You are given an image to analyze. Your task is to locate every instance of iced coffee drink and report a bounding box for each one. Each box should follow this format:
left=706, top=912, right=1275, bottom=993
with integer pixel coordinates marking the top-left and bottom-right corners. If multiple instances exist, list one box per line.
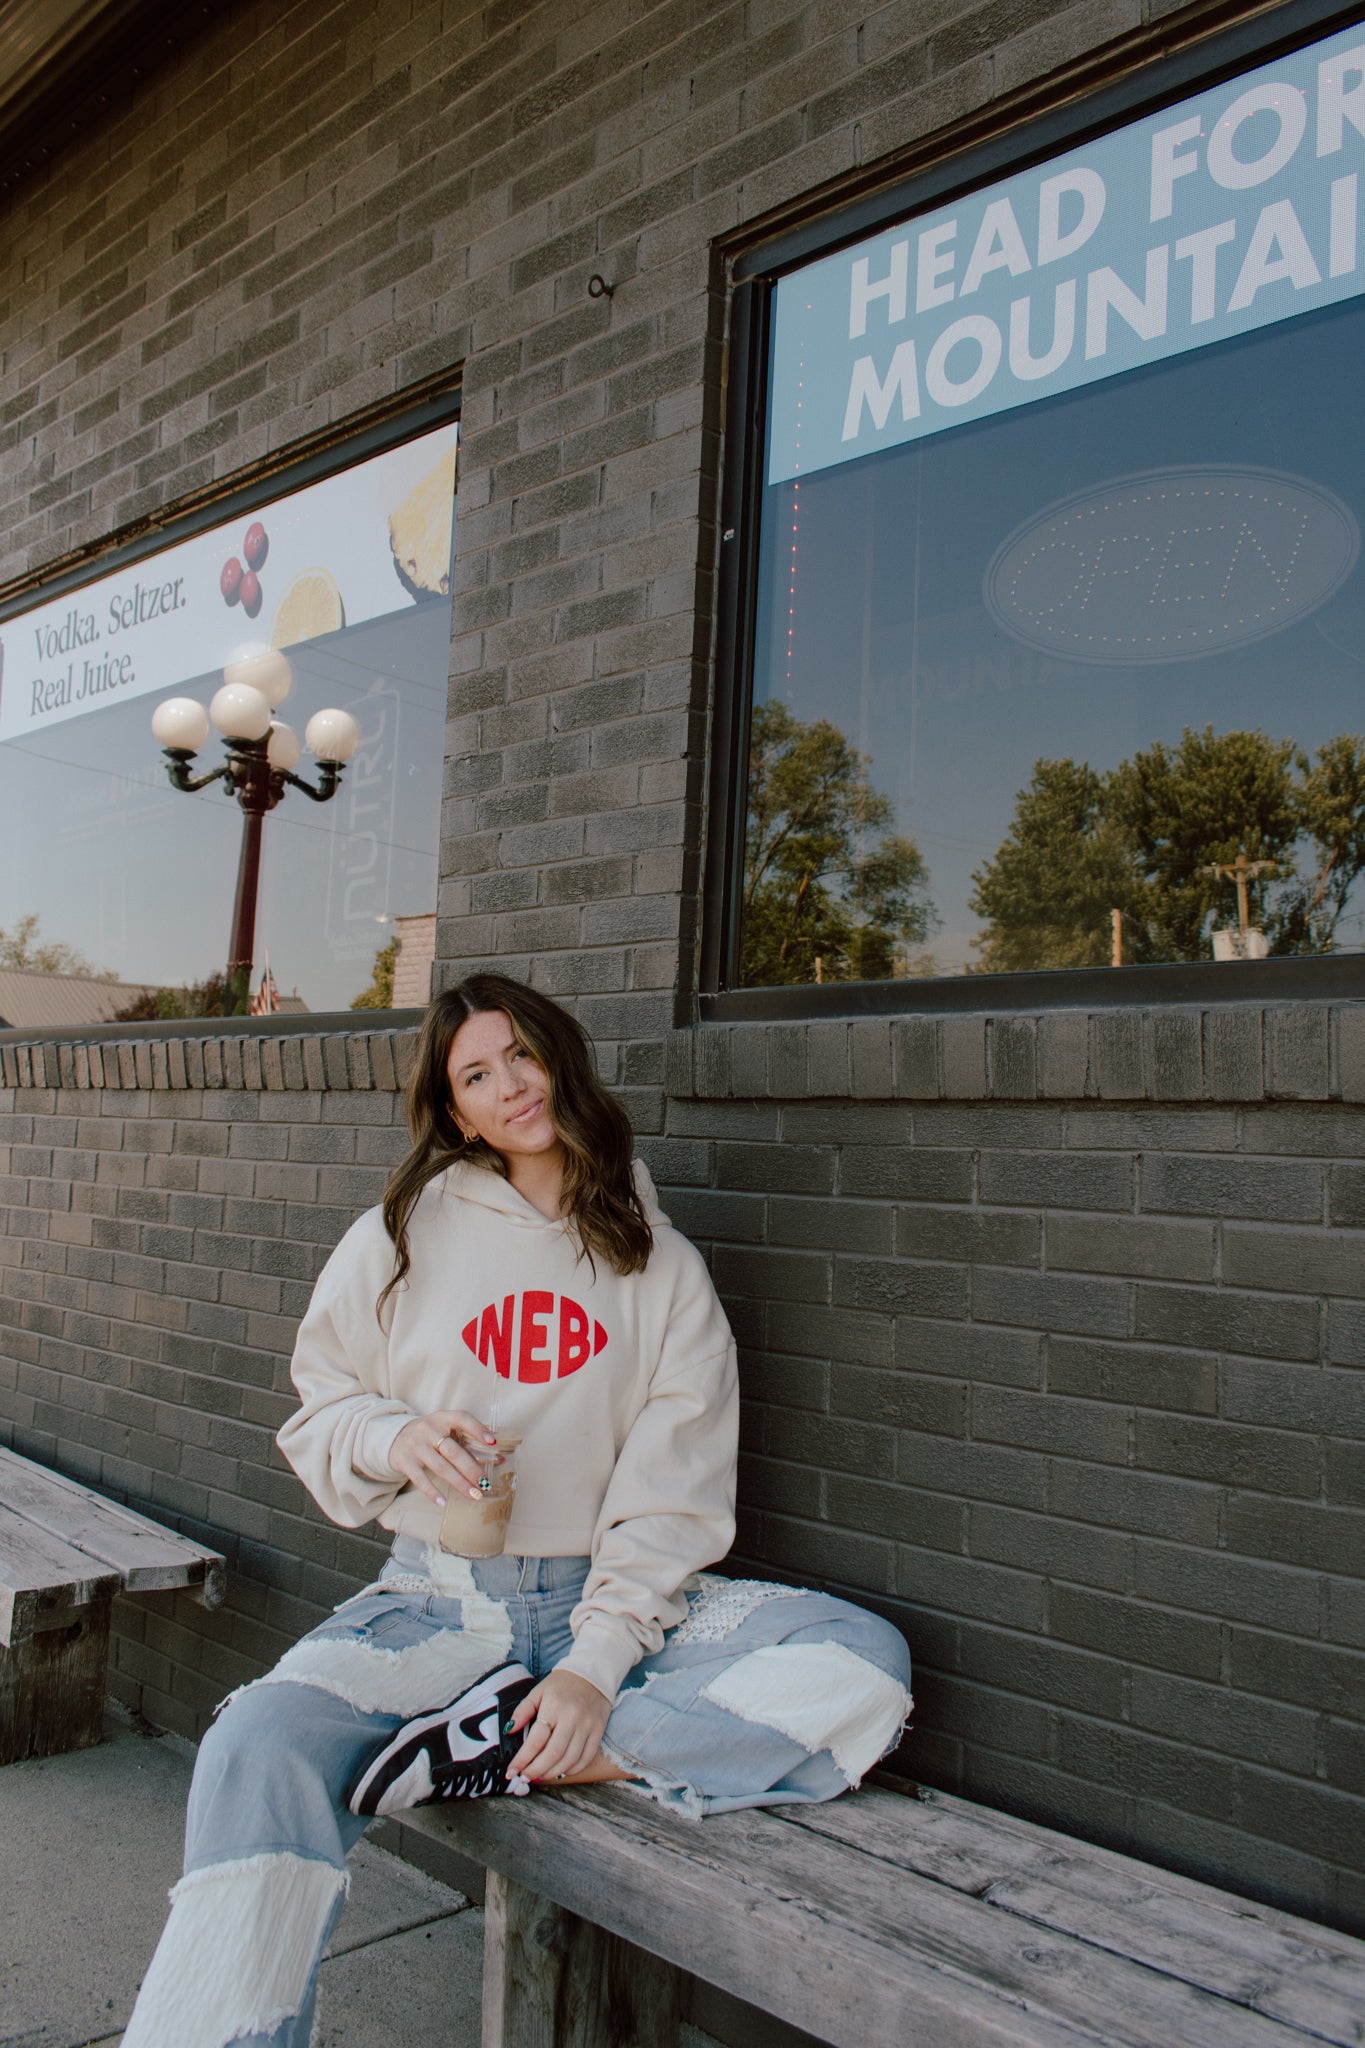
left=438, top=1433, right=522, bottom=1558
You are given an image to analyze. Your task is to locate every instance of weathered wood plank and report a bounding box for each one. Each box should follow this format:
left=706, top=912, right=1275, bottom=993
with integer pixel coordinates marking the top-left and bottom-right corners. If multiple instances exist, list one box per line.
left=783, top=1790, right=1365, bottom=2047
left=841, top=1785, right=1365, bottom=1961
left=985, top=1874, right=1365, bottom=2048
left=0, top=1587, right=111, bottom=1764
left=412, top=1785, right=1323, bottom=2048
left=418, top=1791, right=1055, bottom=2048
left=0, top=1449, right=225, bottom=1607
left=481, top=1870, right=682, bottom=2048
left=0, top=1502, right=121, bottom=1646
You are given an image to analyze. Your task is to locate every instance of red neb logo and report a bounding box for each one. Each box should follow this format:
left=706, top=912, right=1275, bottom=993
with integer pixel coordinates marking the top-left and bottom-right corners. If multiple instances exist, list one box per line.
left=461, top=1291, right=608, bottom=1382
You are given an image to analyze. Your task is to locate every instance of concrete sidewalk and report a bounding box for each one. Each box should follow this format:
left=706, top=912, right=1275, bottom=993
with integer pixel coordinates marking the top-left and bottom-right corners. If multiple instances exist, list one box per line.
left=0, top=1705, right=724, bottom=2048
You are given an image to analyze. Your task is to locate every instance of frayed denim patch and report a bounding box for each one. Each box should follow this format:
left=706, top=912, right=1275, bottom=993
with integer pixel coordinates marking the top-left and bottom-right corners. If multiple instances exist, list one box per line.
left=599, top=1744, right=706, bottom=1821
left=233, top=1624, right=513, bottom=1720
left=700, top=1641, right=913, bottom=1785
left=122, top=1851, right=346, bottom=2048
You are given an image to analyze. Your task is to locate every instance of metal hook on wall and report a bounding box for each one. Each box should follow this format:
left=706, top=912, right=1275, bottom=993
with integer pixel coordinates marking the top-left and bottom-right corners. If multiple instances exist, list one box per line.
left=587, top=274, right=614, bottom=299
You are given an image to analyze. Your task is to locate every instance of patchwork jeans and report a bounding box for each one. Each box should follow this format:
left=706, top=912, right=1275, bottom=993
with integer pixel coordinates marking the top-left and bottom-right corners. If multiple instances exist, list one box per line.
left=124, top=1542, right=912, bottom=2048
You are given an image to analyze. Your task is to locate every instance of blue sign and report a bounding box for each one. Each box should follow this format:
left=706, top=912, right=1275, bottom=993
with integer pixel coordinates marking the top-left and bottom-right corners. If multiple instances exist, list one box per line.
left=768, top=23, right=1365, bottom=484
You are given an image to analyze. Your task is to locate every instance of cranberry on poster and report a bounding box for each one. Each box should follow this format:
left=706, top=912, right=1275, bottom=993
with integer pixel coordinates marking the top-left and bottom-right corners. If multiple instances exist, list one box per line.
left=239, top=569, right=262, bottom=618
left=221, top=557, right=243, bottom=604
left=243, top=522, right=268, bottom=570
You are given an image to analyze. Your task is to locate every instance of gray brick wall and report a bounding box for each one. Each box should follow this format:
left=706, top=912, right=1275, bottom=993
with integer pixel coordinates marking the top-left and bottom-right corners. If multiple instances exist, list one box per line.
left=662, top=1072, right=1365, bottom=1934
left=1, top=1012, right=1362, bottom=1934
left=4, top=0, right=1362, bottom=1949
left=0, top=1033, right=414, bottom=1732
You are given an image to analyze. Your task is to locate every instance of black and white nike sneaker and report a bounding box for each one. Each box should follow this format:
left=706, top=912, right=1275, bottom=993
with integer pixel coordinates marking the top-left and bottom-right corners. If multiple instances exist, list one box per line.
left=347, top=1661, right=537, bottom=1818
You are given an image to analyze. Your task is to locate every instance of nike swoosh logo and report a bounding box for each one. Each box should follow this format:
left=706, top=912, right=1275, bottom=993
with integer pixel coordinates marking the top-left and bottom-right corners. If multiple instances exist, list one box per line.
left=459, top=1706, right=497, bottom=1744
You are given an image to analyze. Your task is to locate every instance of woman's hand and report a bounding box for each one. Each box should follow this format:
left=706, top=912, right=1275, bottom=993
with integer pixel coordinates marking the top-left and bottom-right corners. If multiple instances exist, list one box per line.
left=388, top=1411, right=501, bottom=1507
left=506, top=1669, right=612, bottom=1783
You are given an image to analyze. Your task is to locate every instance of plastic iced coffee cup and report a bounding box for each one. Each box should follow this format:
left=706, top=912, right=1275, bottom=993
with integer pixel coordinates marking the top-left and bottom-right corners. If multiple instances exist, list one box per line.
left=438, top=1433, right=522, bottom=1558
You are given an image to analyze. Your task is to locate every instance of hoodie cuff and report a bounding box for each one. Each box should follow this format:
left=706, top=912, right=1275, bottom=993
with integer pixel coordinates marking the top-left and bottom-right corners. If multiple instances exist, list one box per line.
left=354, top=1408, right=414, bottom=1482
left=557, top=1618, right=640, bottom=1703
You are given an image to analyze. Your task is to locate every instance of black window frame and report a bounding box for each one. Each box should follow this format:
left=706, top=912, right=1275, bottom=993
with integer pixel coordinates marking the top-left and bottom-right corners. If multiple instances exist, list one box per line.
left=0, top=376, right=460, bottom=626
left=702, top=0, right=1365, bottom=1024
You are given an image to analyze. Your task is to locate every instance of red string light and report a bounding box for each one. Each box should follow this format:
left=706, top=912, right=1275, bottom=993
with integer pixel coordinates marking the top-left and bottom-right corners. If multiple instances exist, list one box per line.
left=784, top=309, right=811, bottom=701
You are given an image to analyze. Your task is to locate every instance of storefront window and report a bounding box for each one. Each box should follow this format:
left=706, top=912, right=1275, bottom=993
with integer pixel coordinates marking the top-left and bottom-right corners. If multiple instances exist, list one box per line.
left=0, top=419, right=456, bottom=1018
left=735, top=21, right=1365, bottom=989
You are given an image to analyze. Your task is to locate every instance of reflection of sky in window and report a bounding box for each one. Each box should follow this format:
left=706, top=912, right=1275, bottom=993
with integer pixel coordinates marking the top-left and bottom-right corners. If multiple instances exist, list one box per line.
left=0, top=602, right=448, bottom=1010
left=752, top=297, right=1365, bottom=971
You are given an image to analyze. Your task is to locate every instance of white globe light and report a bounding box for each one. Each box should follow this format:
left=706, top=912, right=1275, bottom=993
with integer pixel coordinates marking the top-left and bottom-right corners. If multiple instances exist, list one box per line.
left=305, top=707, right=361, bottom=764
left=209, top=681, right=272, bottom=741
left=224, top=641, right=292, bottom=707
left=266, top=720, right=302, bottom=772
left=151, top=696, right=210, bottom=751
left=223, top=639, right=268, bottom=678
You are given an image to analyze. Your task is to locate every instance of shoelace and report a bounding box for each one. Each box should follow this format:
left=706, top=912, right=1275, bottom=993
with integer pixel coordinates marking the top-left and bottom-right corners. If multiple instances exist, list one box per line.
left=432, top=1756, right=503, bottom=1799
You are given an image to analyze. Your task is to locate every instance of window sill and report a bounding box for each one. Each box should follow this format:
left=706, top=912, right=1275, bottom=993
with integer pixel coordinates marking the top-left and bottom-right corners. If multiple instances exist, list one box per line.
left=669, top=1000, right=1365, bottom=1105
left=0, top=1014, right=422, bottom=1094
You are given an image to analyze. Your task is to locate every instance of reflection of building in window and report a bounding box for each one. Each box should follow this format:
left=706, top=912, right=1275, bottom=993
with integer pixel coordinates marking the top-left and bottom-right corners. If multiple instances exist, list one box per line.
left=393, top=915, right=435, bottom=1008
left=0, top=968, right=158, bottom=1030
left=349, top=914, right=433, bottom=1011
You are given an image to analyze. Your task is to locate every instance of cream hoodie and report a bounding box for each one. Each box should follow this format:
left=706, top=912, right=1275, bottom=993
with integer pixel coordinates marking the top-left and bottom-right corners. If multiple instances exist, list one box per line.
left=277, top=1159, right=738, bottom=1700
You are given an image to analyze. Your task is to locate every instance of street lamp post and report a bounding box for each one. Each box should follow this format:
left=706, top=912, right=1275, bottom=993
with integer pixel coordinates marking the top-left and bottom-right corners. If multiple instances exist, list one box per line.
left=151, top=647, right=361, bottom=1006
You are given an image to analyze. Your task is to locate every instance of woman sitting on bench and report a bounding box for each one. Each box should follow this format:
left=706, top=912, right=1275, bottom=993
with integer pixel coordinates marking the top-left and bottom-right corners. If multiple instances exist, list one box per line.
left=125, top=973, right=913, bottom=2048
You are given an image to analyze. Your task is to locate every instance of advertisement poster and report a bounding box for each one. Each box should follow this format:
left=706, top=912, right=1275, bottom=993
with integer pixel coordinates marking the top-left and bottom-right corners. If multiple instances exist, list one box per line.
left=768, top=23, right=1365, bottom=481
left=0, top=424, right=458, bottom=745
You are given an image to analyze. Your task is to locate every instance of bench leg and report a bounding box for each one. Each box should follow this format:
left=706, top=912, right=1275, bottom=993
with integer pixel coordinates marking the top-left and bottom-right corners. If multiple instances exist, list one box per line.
left=0, top=1589, right=113, bottom=1766
left=481, top=1868, right=682, bottom=2048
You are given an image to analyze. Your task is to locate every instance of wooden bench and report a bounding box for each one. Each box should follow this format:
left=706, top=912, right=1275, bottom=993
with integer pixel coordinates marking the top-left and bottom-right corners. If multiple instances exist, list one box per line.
left=396, top=1772, right=1365, bottom=2048
left=0, top=1446, right=225, bottom=1765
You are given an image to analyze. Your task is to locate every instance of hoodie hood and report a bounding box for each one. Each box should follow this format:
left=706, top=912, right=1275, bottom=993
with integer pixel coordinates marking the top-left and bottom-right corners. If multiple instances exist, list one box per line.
left=437, top=1155, right=668, bottom=1229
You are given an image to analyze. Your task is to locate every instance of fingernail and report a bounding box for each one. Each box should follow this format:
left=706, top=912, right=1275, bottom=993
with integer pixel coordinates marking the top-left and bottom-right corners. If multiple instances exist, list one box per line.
left=435, top=1495, right=446, bottom=1507
left=468, top=1486, right=482, bottom=1499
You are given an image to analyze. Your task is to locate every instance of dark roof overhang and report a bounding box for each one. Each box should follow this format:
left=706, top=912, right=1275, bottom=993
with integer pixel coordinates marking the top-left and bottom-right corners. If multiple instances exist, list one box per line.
left=0, top=0, right=224, bottom=192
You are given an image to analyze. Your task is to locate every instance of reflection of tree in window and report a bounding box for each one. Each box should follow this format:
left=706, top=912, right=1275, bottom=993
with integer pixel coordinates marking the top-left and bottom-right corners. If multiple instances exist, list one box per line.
left=970, top=726, right=1365, bottom=970
left=113, top=972, right=238, bottom=1021
left=0, top=913, right=108, bottom=979
left=351, top=937, right=397, bottom=1010
left=741, top=702, right=937, bottom=985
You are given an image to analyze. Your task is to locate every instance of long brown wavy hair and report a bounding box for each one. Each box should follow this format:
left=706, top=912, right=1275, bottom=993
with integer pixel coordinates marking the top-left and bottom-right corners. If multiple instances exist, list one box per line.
left=377, top=973, right=652, bottom=1318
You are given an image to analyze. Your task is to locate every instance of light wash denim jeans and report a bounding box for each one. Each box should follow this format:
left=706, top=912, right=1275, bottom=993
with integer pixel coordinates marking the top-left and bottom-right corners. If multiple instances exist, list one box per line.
left=124, top=1542, right=911, bottom=2048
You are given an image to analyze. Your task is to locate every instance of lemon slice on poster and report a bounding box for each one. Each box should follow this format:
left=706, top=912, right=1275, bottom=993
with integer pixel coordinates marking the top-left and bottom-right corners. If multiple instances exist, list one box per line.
left=270, top=569, right=345, bottom=648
